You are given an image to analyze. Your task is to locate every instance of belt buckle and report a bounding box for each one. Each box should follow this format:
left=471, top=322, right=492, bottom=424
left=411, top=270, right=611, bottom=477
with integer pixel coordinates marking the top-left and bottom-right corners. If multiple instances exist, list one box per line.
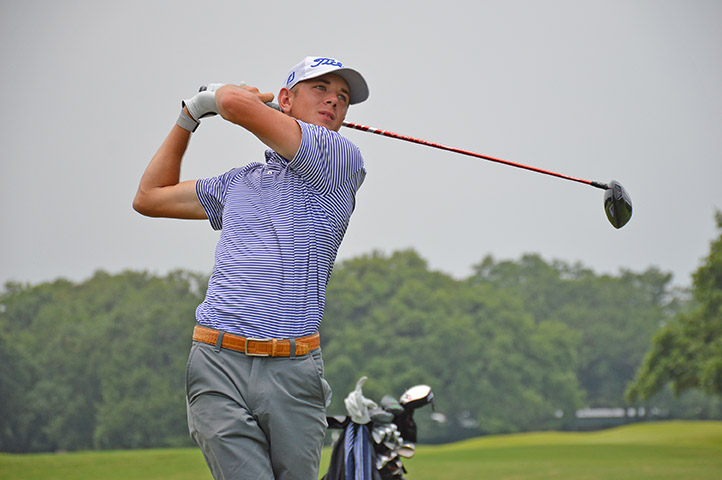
left=244, top=337, right=272, bottom=356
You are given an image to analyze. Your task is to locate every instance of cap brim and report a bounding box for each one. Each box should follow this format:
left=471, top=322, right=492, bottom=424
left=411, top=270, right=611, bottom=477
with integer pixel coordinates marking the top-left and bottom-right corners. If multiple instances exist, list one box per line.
left=299, top=67, right=369, bottom=105
left=333, top=68, right=369, bottom=105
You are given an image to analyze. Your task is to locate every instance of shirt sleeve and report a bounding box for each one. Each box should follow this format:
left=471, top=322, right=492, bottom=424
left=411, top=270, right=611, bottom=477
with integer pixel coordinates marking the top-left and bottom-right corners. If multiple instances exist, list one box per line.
left=289, top=120, right=366, bottom=195
left=195, top=167, right=243, bottom=230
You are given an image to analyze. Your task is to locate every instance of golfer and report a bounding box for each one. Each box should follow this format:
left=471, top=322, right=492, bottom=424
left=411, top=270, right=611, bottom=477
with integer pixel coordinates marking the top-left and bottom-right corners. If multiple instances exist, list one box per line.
left=133, top=56, right=369, bottom=480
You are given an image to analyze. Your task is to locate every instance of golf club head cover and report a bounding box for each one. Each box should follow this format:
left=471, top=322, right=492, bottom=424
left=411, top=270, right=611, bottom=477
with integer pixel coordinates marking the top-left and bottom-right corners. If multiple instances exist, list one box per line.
left=379, top=395, right=404, bottom=416
left=368, top=407, right=395, bottom=424
left=344, top=376, right=378, bottom=424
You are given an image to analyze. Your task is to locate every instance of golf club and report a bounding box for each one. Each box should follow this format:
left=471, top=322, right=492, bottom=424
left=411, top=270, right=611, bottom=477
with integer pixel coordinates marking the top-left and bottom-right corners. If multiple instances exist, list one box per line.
left=342, top=120, right=633, bottom=229
left=263, top=99, right=633, bottom=228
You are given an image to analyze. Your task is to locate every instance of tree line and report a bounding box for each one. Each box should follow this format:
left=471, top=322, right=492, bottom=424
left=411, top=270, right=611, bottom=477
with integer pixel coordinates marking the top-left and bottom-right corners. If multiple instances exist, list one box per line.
left=1, top=214, right=721, bottom=452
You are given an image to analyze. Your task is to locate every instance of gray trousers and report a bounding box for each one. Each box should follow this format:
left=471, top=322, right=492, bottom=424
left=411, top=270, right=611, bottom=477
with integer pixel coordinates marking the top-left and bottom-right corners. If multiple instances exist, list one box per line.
left=185, top=340, right=332, bottom=480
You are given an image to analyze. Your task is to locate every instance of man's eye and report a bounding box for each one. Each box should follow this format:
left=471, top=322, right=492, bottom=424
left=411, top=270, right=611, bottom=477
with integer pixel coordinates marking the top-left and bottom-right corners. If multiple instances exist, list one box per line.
left=338, top=95, right=348, bottom=104
left=315, top=85, right=326, bottom=91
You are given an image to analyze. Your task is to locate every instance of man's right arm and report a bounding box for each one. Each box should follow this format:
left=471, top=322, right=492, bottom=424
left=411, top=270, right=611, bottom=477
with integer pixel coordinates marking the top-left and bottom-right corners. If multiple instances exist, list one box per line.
left=215, top=85, right=301, bottom=161
left=132, top=116, right=207, bottom=219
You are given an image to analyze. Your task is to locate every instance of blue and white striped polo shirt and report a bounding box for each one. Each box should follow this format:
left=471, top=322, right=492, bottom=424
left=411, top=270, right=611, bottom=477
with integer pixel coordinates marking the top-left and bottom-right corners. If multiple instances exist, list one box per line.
left=194, top=119, right=366, bottom=338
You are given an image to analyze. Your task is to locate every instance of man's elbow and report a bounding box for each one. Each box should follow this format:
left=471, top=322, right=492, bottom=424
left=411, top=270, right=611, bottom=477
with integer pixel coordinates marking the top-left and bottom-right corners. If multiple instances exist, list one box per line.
left=132, top=192, right=156, bottom=217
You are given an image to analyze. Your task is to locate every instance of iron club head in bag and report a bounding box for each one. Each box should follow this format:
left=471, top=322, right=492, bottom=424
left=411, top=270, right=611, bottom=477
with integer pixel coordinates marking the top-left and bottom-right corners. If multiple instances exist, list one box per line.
left=396, top=443, right=416, bottom=458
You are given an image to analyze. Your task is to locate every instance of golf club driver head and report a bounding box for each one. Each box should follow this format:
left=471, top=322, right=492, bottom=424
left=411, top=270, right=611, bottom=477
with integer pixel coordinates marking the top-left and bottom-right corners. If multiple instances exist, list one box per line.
left=399, top=385, right=434, bottom=410
left=603, top=180, right=633, bottom=229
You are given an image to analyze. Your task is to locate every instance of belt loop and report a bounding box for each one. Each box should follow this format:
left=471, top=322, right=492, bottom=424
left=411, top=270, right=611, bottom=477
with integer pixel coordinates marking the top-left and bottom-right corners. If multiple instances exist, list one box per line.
left=214, top=331, right=225, bottom=353
left=289, top=339, right=296, bottom=358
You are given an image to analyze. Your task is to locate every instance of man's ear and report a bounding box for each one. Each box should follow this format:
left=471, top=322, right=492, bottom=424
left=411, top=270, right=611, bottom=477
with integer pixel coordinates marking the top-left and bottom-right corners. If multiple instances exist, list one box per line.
left=278, top=88, right=293, bottom=114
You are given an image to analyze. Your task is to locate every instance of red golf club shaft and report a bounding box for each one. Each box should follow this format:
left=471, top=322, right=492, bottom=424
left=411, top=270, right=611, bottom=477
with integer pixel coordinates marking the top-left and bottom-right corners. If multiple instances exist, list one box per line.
left=342, top=121, right=609, bottom=191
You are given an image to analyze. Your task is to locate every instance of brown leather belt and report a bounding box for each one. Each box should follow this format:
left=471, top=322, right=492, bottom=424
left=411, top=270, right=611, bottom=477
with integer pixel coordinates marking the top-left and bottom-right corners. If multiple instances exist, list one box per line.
left=193, top=325, right=320, bottom=357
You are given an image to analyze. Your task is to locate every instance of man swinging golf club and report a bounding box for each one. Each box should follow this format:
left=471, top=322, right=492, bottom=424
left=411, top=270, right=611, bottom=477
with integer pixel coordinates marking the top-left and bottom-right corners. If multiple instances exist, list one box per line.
left=133, top=56, right=369, bottom=480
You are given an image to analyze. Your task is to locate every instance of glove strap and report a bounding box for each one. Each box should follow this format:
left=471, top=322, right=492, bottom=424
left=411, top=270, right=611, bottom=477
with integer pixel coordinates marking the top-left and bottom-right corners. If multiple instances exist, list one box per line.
left=176, top=107, right=200, bottom=132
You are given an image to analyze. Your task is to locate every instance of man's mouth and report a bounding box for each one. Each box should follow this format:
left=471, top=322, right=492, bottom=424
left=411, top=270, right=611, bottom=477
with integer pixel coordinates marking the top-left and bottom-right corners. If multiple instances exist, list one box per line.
left=319, top=111, right=335, bottom=122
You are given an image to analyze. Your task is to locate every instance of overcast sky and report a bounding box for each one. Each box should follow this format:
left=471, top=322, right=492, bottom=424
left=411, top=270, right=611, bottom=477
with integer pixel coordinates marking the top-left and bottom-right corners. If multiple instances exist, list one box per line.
left=1, top=0, right=720, bottom=290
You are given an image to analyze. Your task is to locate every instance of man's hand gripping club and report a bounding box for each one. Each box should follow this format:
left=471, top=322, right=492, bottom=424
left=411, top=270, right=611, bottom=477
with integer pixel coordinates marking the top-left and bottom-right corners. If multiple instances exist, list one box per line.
left=176, top=83, right=226, bottom=132
left=176, top=82, right=279, bottom=133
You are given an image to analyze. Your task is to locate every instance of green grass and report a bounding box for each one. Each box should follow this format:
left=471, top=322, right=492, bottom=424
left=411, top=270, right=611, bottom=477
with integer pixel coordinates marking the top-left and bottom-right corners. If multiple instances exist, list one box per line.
left=403, top=421, right=722, bottom=480
left=0, top=448, right=211, bottom=480
left=2, top=421, right=721, bottom=480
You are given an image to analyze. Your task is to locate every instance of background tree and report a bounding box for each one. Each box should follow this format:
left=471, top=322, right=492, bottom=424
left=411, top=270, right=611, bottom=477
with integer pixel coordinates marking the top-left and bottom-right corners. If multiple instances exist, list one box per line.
left=1, top=243, right=719, bottom=453
left=0, top=270, right=205, bottom=452
left=628, top=212, right=722, bottom=402
left=322, top=250, right=583, bottom=441
left=468, top=254, right=678, bottom=408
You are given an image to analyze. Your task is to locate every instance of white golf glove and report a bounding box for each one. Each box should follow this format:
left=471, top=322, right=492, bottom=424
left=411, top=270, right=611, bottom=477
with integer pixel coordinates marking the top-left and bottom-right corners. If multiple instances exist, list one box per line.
left=177, top=83, right=232, bottom=132
left=344, top=376, right=378, bottom=424
left=185, top=83, right=224, bottom=120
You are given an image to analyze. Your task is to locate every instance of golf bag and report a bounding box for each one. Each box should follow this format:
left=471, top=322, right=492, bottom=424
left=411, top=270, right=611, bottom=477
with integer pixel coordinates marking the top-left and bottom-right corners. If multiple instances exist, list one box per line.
left=322, top=377, right=434, bottom=480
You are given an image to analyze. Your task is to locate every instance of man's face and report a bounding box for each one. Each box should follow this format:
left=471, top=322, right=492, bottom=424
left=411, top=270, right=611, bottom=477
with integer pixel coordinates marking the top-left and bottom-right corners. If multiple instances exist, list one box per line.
left=285, top=73, right=351, bottom=131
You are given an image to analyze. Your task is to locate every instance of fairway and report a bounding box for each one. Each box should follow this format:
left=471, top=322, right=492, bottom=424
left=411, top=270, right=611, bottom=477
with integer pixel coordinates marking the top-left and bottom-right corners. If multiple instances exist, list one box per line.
left=1, top=421, right=720, bottom=480
left=401, top=421, right=722, bottom=480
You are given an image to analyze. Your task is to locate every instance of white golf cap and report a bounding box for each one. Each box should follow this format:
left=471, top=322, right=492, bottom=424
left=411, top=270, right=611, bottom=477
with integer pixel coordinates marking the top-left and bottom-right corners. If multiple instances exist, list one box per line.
left=284, top=56, right=369, bottom=105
